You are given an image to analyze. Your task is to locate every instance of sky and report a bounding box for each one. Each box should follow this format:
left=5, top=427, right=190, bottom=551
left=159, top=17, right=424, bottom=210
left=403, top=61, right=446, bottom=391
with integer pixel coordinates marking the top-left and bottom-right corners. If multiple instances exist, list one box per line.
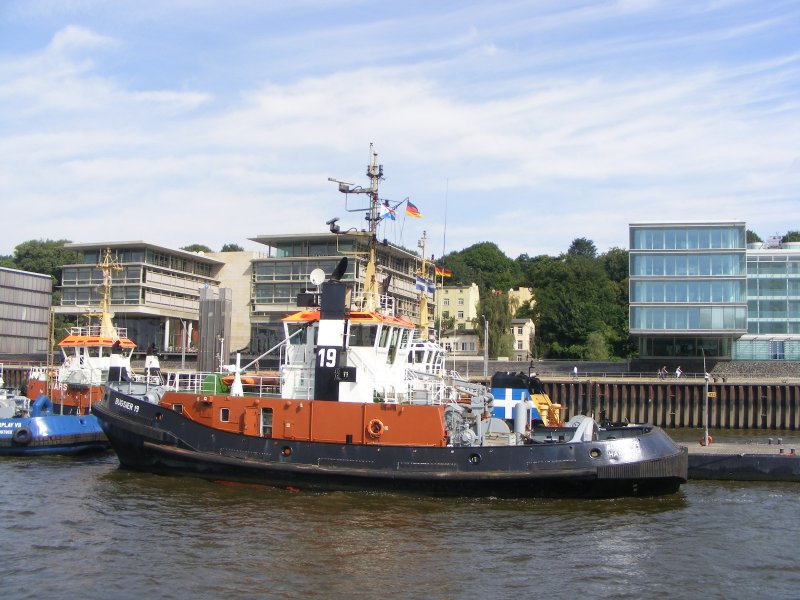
left=1, top=0, right=799, bottom=260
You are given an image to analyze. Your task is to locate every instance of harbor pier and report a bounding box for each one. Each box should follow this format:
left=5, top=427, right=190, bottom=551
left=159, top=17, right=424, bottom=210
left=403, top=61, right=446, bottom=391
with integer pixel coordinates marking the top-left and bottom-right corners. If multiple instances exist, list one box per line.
left=541, top=378, right=800, bottom=431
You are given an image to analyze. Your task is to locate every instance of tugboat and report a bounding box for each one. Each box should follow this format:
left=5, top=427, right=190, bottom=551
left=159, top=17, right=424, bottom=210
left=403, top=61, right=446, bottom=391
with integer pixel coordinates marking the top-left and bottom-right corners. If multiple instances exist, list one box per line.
left=0, top=364, right=108, bottom=456
left=26, top=249, right=138, bottom=415
left=93, top=147, right=687, bottom=498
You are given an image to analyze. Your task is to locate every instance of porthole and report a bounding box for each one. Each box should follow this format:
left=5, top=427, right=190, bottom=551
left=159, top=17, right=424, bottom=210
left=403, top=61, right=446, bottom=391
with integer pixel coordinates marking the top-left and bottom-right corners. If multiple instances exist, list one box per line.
left=589, top=448, right=602, bottom=459
left=468, top=453, right=481, bottom=464
left=155, top=412, right=163, bottom=422
left=281, top=446, right=292, bottom=457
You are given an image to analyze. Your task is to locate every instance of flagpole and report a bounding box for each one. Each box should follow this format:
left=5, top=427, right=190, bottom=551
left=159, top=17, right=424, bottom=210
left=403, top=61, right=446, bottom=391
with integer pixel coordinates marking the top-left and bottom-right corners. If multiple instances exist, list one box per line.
left=442, top=178, right=448, bottom=258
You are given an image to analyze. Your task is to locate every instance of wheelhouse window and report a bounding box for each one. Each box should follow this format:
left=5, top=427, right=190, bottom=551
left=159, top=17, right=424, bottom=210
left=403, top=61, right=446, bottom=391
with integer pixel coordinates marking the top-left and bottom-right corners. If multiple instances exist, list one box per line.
left=349, top=324, right=378, bottom=347
left=220, top=407, right=230, bottom=422
left=286, top=323, right=311, bottom=345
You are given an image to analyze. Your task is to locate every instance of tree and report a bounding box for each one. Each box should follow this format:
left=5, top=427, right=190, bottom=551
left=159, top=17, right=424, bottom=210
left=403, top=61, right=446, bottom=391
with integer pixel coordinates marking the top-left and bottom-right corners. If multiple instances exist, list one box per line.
left=518, top=250, right=626, bottom=359
left=12, top=239, right=76, bottom=282
left=221, top=243, right=244, bottom=252
left=434, top=314, right=456, bottom=333
left=181, top=244, right=213, bottom=253
left=585, top=331, right=610, bottom=360
left=746, top=230, right=762, bottom=243
left=567, top=237, right=597, bottom=259
left=782, top=231, right=800, bottom=243
left=599, top=247, right=628, bottom=283
left=0, top=254, right=15, bottom=268
left=474, top=291, right=514, bottom=359
left=439, top=242, right=522, bottom=291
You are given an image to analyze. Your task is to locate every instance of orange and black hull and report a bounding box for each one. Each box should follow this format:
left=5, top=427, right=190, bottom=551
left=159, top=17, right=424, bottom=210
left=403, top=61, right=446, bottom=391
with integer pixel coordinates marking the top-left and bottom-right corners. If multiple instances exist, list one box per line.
left=93, top=386, right=688, bottom=498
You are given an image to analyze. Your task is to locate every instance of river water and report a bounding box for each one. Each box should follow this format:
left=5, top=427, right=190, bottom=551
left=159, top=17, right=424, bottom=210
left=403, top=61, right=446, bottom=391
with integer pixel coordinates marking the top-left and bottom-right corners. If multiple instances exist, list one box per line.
left=2, top=430, right=799, bottom=600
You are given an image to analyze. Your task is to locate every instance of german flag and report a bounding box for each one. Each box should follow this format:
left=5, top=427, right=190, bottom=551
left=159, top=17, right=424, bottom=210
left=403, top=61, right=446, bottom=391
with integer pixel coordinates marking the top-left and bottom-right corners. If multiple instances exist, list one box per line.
left=405, top=200, right=422, bottom=218
left=435, top=266, right=452, bottom=278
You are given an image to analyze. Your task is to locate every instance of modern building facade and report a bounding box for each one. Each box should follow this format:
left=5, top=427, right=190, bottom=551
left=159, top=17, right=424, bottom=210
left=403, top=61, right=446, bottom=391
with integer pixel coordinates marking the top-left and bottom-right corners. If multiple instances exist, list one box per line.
left=247, top=232, right=433, bottom=355
left=57, top=242, right=225, bottom=357
left=0, top=266, right=52, bottom=360
left=733, top=242, right=800, bottom=360
left=630, top=222, right=800, bottom=361
left=629, top=222, right=748, bottom=359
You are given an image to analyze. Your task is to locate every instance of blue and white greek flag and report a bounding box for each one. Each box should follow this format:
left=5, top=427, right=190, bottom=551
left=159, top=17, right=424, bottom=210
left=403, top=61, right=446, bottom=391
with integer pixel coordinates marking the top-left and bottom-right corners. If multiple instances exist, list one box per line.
left=490, top=387, right=542, bottom=421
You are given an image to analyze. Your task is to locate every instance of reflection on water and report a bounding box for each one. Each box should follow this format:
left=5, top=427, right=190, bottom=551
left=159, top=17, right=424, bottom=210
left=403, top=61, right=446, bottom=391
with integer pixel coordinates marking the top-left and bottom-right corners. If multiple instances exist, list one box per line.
left=1, top=451, right=799, bottom=600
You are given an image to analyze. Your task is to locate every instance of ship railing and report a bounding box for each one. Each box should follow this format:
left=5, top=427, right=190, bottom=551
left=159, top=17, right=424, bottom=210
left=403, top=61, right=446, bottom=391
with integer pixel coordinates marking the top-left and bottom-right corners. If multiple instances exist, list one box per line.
left=404, top=368, right=449, bottom=404
left=162, top=371, right=218, bottom=394
left=67, top=325, right=129, bottom=338
left=131, top=371, right=166, bottom=386
left=350, top=292, right=396, bottom=315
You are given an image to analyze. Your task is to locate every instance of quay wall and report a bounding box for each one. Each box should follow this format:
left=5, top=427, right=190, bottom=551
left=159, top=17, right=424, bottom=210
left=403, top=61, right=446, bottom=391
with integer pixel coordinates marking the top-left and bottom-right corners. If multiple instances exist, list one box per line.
left=543, top=379, right=800, bottom=431
left=4, top=363, right=800, bottom=431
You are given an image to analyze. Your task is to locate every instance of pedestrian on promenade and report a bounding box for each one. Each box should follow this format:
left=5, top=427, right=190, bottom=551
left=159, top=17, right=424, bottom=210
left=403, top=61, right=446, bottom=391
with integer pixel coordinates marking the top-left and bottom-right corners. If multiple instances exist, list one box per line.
left=573, top=365, right=578, bottom=379
left=675, top=366, right=682, bottom=379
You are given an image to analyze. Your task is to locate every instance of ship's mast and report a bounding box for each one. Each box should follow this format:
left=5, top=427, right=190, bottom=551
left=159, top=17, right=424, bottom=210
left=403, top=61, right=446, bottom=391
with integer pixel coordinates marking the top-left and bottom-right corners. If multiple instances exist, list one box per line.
left=96, top=248, right=121, bottom=339
left=362, top=145, right=382, bottom=312
left=418, top=231, right=431, bottom=334
left=331, top=143, right=384, bottom=312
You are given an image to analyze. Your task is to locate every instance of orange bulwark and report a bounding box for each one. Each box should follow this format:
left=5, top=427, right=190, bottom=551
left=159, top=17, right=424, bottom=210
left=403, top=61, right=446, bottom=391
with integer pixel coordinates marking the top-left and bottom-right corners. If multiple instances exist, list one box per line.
left=159, top=393, right=448, bottom=447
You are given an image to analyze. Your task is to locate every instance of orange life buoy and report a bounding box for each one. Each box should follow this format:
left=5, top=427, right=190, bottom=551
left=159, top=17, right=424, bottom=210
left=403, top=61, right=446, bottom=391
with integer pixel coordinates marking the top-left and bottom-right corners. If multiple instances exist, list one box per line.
left=699, top=435, right=713, bottom=446
left=367, top=418, right=385, bottom=438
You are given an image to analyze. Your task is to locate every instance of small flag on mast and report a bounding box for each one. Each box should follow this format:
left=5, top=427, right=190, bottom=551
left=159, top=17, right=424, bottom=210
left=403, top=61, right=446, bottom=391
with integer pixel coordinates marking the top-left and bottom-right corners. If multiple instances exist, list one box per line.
left=380, top=200, right=396, bottom=220
left=405, top=200, right=422, bottom=218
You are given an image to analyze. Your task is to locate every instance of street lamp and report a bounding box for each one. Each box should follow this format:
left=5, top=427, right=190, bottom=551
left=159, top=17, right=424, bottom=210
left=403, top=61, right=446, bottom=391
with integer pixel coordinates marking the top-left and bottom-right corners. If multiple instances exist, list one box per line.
left=482, top=314, right=488, bottom=378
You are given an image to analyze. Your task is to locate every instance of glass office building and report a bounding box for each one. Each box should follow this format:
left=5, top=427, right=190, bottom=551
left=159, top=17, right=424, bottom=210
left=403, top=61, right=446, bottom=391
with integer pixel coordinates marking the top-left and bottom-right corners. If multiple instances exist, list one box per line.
left=733, top=243, right=800, bottom=360
left=629, top=222, right=747, bottom=358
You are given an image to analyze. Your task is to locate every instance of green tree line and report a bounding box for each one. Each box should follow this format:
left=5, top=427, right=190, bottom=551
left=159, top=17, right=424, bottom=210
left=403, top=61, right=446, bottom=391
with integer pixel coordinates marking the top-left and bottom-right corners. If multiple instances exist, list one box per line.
left=437, top=238, right=631, bottom=361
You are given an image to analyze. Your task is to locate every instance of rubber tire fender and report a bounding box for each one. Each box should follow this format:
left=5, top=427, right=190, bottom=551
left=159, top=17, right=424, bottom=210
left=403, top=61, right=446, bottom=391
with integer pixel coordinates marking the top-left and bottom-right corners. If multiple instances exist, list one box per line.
left=12, top=427, right=32, bottom=446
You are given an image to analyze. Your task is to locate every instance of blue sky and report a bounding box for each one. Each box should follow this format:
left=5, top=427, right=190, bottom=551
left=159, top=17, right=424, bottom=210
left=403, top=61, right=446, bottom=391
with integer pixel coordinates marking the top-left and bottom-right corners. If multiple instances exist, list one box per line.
left=1, top=1, right=798, bottom=259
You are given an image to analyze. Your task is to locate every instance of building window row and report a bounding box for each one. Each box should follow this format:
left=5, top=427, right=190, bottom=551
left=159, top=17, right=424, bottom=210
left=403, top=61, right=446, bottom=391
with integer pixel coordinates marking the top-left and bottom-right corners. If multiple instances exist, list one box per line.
left=62, top=266, right=142, bottom=286
left=747, top=260, right=800, bottom=275
left=748, top=278, right=800, bottom=297
left=253, top=283, right=308, bottom=305
left=75, top=249, right=213, bottom=277
left=631, top=227, right=744, bottom=250
left=631, top=280, right=746, bottom=303
left=62, top=286, right=142, bottom=306
left=637, top=336, right=732, bottom=358
left=631, top=306, right=747, bottom=331
left=253, top=259, right=355, bottom=282
left=273, top=240, right=355, bottom=258
left=631, top=254, right=745, bottom=277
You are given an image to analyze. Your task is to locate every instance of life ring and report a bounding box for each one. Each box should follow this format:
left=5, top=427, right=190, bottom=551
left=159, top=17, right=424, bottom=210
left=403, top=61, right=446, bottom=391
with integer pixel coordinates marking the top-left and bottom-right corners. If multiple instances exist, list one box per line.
left=12, top=427, right=32, bottom=446
left=367, top=419, right=385, bottom=438
left=699, top=435, right=713, bottom=446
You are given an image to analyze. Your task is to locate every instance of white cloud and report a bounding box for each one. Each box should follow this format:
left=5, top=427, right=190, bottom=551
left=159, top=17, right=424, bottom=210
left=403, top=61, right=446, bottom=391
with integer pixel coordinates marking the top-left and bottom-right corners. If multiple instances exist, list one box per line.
left=49, top=24, right=115, bottom=52
left=1, top=2, right=798, bottom=258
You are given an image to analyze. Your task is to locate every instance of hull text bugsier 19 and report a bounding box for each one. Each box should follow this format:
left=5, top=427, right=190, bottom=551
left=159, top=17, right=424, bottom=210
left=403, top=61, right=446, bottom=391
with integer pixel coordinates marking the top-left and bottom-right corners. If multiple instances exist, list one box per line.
left=93, top=146, right=687, bottom=498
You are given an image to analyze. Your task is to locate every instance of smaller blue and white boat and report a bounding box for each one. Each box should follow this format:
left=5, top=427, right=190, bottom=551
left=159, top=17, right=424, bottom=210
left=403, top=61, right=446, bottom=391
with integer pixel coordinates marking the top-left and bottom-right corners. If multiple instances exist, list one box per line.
left=0, top=384, right=109, bottom=456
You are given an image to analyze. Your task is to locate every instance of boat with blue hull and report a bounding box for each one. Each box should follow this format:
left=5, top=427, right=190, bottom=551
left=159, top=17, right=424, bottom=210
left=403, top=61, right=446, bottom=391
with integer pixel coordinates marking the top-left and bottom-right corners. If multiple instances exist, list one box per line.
left=0, top=390, right=109, bottom=456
